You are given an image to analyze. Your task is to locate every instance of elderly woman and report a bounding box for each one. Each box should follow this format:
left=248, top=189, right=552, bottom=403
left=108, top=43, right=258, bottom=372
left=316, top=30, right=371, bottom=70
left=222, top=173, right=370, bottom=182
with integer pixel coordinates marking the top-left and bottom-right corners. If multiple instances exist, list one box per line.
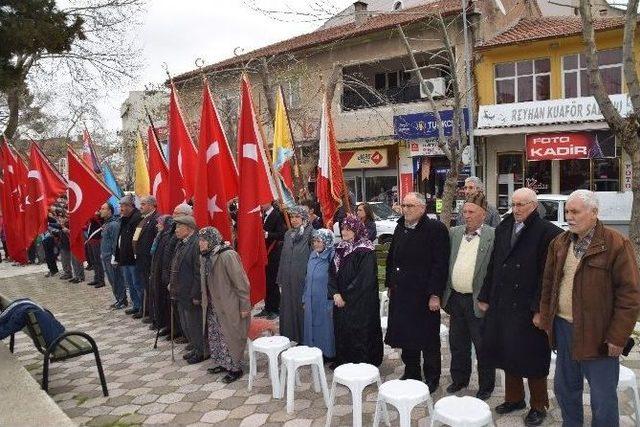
left=199, top=227, right=251, bottom=384
left=277, top=205, right=313, bottom=343
left=330, top=214, right=383, bottom=368
left=302, top=229, right=335, bottom=360
left=149, top=215, right=173, bottom=335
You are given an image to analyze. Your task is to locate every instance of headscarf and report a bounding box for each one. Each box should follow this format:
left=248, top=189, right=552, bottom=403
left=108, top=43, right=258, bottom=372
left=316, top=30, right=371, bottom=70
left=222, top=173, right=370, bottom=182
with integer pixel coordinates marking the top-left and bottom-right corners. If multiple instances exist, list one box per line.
left=311, top=228, right=334, bottom=251
left=198, top=226, right=224, bottom=256
left=288, top=205, right=309, bottom=223
left=334, top=213, right=375, bottom=271
left=151, top=215, right=173, bottom=254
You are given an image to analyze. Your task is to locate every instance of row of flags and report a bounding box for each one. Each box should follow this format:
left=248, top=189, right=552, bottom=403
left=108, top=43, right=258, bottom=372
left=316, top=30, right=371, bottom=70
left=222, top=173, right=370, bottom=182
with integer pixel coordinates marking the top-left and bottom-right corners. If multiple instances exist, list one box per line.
left=0, top=74, right=347, bottom=306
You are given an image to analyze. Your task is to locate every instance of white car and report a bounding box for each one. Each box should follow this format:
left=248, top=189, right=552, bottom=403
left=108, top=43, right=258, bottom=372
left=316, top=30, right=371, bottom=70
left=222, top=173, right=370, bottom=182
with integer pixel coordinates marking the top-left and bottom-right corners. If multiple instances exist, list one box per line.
left=333, top=202, right=400, bottom=244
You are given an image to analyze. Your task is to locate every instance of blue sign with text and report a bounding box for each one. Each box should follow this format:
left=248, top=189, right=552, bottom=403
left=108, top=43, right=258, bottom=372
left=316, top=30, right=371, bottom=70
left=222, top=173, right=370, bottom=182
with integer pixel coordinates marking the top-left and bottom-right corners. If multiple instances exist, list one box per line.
left=394, top=108, right=469, bottom=140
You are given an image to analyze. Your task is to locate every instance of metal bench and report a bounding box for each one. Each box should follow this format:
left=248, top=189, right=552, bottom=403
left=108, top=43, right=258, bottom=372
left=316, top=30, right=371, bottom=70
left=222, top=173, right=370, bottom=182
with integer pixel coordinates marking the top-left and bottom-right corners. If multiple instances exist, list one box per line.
left=0, top=295, right=108, bottom=397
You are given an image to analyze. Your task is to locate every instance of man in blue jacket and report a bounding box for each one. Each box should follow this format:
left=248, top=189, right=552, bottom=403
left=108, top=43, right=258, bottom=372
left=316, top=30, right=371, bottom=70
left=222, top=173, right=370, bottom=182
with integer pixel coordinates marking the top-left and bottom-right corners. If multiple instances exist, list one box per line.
left=100, top=202, right=126, bottom=309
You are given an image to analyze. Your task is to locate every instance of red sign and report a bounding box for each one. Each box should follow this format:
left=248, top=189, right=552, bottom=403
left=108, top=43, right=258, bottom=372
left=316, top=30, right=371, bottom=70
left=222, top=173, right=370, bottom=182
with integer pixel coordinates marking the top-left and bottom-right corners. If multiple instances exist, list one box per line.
left=526, top=132, right=598, bottom=161
left=400, top=173, right=413, bottom=199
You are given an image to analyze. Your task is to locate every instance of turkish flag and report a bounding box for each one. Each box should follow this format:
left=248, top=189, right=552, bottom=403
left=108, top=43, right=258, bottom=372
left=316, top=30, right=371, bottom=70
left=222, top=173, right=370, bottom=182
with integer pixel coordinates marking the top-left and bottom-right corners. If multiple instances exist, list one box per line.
left=168, top=84, right=198, bottom=210
left=236, top=75, right=277, bottom=305
left=316, top=95, right=345, bottom=226
left=67, top=147, right=113, bottom=262
left=0, top=140, right=28, bottom=263
left=194, top=81, right=238, bottom=241
left=148, top=126, right=170, bottom=214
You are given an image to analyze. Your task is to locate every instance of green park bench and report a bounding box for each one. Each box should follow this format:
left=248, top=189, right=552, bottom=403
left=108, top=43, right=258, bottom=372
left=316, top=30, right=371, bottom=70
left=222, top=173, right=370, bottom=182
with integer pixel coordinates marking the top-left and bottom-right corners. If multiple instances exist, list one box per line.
left=0, top=294, right=108, bottom=397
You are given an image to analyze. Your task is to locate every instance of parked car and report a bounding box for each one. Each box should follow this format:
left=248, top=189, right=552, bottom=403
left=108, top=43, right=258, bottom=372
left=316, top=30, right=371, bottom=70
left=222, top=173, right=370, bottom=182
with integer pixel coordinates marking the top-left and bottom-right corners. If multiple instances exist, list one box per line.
left=333, top=202, right=399, bottom=244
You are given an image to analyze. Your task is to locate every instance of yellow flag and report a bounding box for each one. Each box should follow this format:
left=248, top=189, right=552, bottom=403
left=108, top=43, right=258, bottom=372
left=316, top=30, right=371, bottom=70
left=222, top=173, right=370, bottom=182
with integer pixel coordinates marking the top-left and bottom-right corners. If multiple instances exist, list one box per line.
left=134, top=132, right=150, bottom=196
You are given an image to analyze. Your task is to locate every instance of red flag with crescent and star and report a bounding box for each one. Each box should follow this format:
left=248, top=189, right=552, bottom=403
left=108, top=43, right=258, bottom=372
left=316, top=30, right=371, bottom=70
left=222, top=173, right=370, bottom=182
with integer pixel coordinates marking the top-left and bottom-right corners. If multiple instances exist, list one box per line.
left=67, top=147, right=113, bottom=262
left=193, top=79, right=238, bottom=241
left=0, top=139, right=28, bottom=263
left=147, top=126, right=170, bottom=214
left=168, top=83, right=198, bottom=210
left=236, top=75, right=277, bottom=305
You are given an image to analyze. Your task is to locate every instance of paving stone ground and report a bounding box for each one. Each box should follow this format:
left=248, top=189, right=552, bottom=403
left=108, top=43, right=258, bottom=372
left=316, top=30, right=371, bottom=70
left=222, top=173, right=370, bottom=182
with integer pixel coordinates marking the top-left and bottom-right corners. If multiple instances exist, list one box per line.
left=0, top=261, right=638, bottom=426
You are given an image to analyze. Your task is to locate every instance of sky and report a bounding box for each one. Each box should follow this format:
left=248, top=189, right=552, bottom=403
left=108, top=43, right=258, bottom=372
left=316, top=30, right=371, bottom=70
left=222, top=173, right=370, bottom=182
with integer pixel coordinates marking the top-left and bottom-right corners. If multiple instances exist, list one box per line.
left=100, top=0, right=354, bottom=129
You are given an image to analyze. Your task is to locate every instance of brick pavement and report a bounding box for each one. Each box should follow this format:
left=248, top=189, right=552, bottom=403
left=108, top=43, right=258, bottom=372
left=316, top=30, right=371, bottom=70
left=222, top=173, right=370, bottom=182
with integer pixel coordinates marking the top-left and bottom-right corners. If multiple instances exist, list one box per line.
left=0, top=262, right=638, bottom=426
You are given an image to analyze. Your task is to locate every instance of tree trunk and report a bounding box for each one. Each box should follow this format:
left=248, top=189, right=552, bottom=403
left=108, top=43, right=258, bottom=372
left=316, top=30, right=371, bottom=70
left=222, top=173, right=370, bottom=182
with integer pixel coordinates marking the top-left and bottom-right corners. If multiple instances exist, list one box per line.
left=627, top=136, right=640, bottom=265
left=3, top=86, right=21, bottom=139
left=440, top=168, right=459, bottom=228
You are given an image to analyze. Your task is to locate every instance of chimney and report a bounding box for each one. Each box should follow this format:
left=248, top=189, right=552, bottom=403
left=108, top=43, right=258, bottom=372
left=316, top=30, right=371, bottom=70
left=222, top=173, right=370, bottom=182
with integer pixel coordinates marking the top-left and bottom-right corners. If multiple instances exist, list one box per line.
left=353, top=1, right=369, bottom=26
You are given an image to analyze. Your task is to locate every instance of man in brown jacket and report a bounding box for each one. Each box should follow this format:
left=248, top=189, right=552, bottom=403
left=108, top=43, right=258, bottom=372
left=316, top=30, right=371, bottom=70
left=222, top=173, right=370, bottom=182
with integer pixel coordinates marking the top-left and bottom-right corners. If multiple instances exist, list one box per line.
left=539, top=189, right=640, bottom=426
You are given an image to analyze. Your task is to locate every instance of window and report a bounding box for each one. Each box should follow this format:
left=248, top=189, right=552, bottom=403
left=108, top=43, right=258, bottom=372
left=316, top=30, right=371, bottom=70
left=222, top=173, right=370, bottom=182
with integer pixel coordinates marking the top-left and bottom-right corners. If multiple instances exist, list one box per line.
left=495, top=58, right=551, bottom=104
left=496, top=152, right=524, bottom=213
left=562, top=48, right=623, bottom=98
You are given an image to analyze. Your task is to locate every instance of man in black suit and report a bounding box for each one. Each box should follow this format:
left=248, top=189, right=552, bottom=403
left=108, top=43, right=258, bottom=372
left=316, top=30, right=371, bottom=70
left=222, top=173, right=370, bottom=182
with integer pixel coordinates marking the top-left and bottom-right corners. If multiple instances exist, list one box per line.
left=134, top=195, right=159, bottom=324
left=257, top=201, right=287, bottom=319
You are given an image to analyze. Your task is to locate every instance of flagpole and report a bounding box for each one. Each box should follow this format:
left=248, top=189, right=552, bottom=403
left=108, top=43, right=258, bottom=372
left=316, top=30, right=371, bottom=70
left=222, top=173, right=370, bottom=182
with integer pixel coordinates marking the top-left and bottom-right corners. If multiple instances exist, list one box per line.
left=277, top=85, right=305, bottom=200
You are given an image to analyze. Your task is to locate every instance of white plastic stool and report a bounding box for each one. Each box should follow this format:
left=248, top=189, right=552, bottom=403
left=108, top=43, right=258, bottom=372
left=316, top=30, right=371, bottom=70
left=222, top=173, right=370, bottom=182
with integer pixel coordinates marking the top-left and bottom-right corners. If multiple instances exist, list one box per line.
left=280, top=345, right=330, bottom=414
left=326, top=363, right=388, bottom=427
left=373, top=379, right=434, bottom=427
left=618, top=365, right=640, bottom=426
left=248, top=335, right=291, bottom=398
left=430, top=395, right=493, bottom=427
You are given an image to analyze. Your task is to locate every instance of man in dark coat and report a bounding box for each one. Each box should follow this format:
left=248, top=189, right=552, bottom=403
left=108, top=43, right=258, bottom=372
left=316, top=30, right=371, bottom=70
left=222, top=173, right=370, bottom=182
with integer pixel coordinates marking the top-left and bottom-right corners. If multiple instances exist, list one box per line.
left=85, top=213, right=105, bottom=288
left=115, top=196, right=143, bottom=317
left=478, top=188, right=562, bottom=426
left=385, top=192, right=450, bottom=393
left=257, top=201, right=287, bottom=319
left=133, top=196, right=159, bottom=324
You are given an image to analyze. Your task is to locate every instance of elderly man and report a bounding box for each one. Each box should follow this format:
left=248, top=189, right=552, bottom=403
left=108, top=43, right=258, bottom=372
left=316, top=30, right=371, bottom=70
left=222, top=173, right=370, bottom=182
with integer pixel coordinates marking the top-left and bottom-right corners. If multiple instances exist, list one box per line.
left=133, top=196, right=159, bottom=324
left=99, top=203, right=126, bottom=309
left=257, top=201, right=287, bottom=320
left=385, top=192, right=450, bottom=392
left=114, top=195, right=143, bottom=317
left=539, top=190, right=640, bottom=426
left=456, top=178, right=500, bottom=227
left=442, top=193, right=496, bottom=400
left=169, top=214, right=204, bottom=364
left=478, top=188, right=562, bottom=426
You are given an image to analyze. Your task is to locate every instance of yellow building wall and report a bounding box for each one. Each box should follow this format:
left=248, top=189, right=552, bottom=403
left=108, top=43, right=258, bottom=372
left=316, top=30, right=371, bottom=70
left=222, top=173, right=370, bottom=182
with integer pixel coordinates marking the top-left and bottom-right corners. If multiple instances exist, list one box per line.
left=475, top=29, right=640, bottom=105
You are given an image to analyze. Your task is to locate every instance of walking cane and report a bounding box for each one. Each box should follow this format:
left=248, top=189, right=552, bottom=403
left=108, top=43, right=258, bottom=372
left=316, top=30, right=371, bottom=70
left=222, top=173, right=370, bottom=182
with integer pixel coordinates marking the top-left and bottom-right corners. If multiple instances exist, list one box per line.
left=170, top=300, right=175, bottom=362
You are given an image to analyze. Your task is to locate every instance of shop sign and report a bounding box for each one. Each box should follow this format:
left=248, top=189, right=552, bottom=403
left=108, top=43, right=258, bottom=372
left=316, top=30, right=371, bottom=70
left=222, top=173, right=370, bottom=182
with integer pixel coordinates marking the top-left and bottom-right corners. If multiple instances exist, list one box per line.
left=477, top=94, right=632, bottom=129
left=394, top=108, right=469, bottom=140
left=408, top=141, right=445, bottom=157
left=525, top=132, right=614, bottom=161
left=624, top=160, right=633, bottom=192
left=339, top=148, right=388, bottom=169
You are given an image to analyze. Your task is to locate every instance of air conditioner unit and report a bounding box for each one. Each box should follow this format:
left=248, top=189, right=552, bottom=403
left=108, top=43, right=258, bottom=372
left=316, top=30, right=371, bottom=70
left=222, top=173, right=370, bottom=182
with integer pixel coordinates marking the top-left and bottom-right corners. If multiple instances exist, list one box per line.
left=420, top=77, right=446, bottom=98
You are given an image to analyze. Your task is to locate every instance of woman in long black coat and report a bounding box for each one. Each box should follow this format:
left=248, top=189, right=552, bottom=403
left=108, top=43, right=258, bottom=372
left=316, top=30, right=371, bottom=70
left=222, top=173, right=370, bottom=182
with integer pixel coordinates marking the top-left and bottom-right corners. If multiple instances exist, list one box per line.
left=329, top=214, right=383, bottom=368
left=478, top=209, right=562, bottom=380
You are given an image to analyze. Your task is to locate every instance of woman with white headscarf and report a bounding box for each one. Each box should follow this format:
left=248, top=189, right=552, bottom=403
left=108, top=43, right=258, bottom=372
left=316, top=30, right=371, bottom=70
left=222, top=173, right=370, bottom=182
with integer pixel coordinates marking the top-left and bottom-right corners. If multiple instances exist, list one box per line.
left=302, top=228, right=336, bottom=359
left=199, top=227, right=251, bottom=383
left=277, top=205, right=313, bottom=343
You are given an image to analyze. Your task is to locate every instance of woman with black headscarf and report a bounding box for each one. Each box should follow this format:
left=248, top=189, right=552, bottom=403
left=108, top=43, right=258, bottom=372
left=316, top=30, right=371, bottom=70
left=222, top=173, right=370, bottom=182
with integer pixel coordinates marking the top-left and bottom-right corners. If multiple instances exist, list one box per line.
left=149, top=215, right=174, bottom=336
left=330, top=214, right=383, bottom=368
left=199, top=227, right=251, bottom=383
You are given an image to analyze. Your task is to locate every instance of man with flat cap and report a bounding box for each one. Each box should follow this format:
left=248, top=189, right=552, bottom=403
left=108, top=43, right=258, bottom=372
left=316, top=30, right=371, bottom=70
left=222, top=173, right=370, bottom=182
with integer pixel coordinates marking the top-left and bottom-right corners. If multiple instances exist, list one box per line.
left=442, top=192, right=496, bottom=400
left=169, top=215, right=205, bottom=364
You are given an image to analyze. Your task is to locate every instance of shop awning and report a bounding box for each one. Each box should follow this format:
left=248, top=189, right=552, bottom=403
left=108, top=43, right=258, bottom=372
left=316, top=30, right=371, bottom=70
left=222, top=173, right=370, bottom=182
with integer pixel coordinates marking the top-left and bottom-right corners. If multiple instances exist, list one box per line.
left=337, top=138, right=398, bottom=150
left=474, top=121, right=610, bottom=136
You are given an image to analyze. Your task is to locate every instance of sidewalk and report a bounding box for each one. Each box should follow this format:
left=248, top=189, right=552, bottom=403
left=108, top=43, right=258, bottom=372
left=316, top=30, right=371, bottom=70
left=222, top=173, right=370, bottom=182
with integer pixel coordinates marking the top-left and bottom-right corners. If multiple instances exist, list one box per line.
left=0, top=270, right=638, bottom=426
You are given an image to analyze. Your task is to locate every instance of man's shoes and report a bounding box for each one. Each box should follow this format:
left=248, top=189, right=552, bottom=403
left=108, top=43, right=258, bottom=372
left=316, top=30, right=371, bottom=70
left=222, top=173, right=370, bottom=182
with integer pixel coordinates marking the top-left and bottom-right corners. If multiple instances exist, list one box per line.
left=255, top=309, right=269, bottom=318
left=495, top=400, right=526, bottom=414
left=132, top=312, right=143, bottom=319
left=115, top=302, right=127, bottom=309
left=185, top=343, right=194, bottom=351
left=109, top=302, right=119, bottom=309
left=524, top=409, right=546, bottom=426
left=158, top=327, right=169, bottom=337
left=93, top=283, right=105, bottom=288
left=142, top=317, right=152, bottom=324
left=187, top=354, right=205, bottom=364
left=208, top=366, right=226, bottom=374
left=44, top=271, right=57, bottom=277
left=87, top=281, right=97, bottom=286
left=183, top=351, right=195, bottom=360
left=426, top=382, right=439, bottom=395
left=124, top=308, right=137, bottom=315
left=59, top=274, right=71, bottom=280
left=69, top=278, right=81, bottom=283
left=476, top=389, right=493, bottom=401
left=221, top=370, right=243, bottom=383
left=175, top=336, right=188, bottom=344
left=400, top=368, right=422, bottom=381
left=446, top=383, right=466, bottom=394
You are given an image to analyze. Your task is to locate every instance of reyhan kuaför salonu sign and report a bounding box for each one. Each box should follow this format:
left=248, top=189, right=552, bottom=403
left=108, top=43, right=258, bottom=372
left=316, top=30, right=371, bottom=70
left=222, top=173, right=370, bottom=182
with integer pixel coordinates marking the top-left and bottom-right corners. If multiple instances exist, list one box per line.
left=477, top=94, right=633, bottom=128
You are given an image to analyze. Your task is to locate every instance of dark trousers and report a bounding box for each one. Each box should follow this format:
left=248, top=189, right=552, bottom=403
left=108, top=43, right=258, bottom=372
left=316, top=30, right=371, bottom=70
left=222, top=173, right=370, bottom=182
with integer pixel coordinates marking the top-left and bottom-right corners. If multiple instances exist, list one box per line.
left=401, top=339, right=441, bottom=390
left=448, top=291, right=495, bottom=392
left=86, top=242, right=104, bottom=284
left=505, top=373, right=548, bottom=411
left=264, top=260, right=280, bottom=313
left=42, top=238, right=58, bottom=274
left=554, top=317, right=620, bottom=426
left=177, top=300, right=206, bottom=357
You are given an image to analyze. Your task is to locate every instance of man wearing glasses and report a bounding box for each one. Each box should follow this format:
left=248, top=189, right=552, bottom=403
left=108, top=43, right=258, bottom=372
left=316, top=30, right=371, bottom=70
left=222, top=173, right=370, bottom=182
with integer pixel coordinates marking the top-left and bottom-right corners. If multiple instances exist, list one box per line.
left=478, top=188, right=562, bottom=426
left=384, top=192, right=450, bottom=393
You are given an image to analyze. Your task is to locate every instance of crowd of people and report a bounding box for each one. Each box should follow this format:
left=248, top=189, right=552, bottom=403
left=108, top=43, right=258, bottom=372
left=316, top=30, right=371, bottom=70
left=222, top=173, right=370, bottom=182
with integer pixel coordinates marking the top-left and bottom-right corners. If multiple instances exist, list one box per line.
left=15, top=177, right=640, bottom=426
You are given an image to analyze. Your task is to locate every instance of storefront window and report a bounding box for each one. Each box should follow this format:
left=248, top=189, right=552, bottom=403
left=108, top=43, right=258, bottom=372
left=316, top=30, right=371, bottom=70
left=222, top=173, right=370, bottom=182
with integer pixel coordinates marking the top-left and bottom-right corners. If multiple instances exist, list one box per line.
left=562, top=49, right=623, bottom=98
left=497, top=152, right=524, bottom=213
left=592, top=158, right=620, bottom=191
left=495, top=58, right=551, bottom=104
left=526, top=160, right=552, bottom=194
left=560, top=159, right=590, bottom=194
